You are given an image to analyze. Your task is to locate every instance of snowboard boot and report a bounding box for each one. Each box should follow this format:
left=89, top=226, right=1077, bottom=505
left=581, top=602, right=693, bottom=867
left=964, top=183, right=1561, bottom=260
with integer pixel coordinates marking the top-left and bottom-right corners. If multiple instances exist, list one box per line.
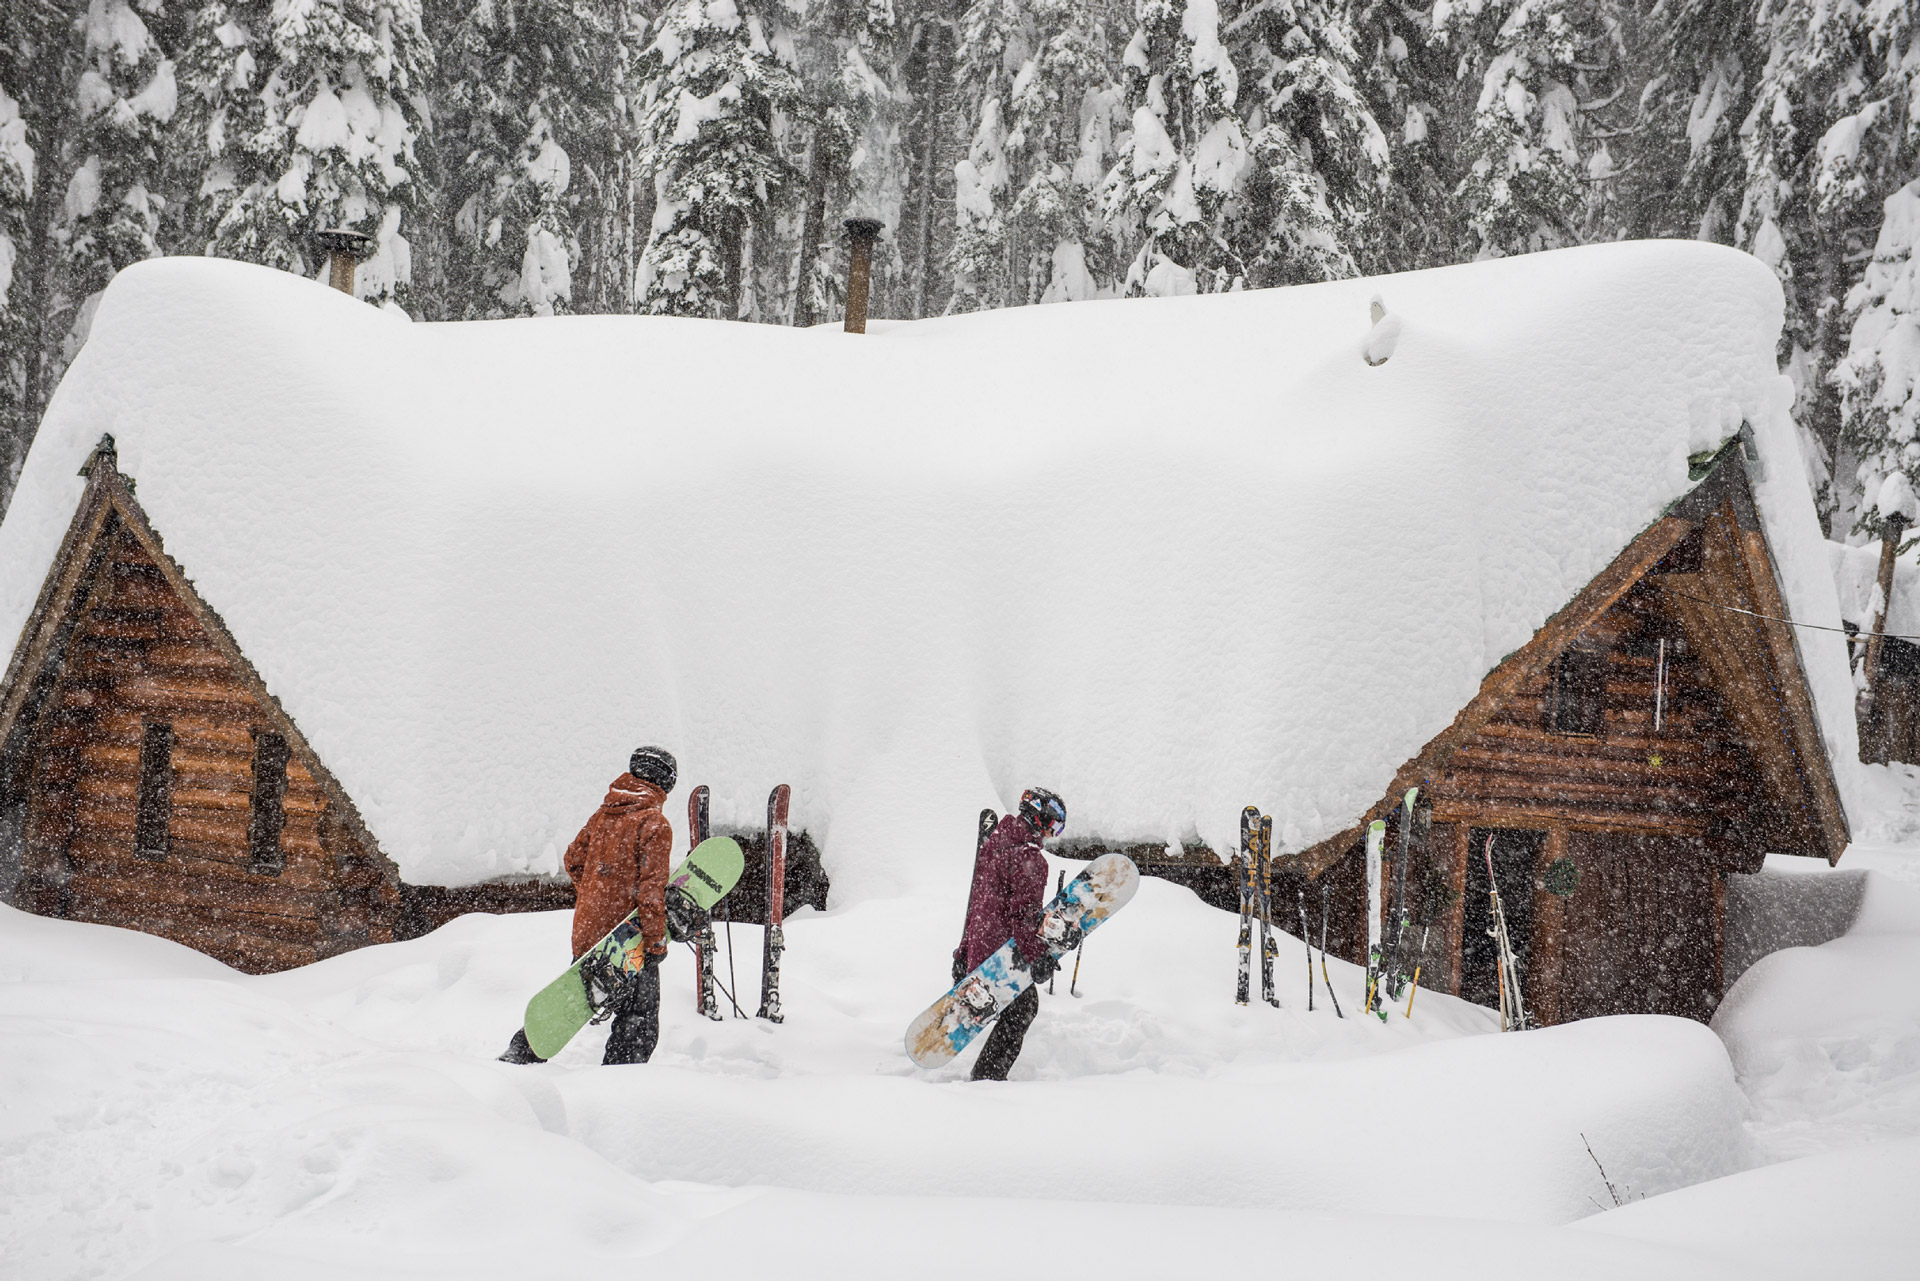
left=498, top=1028, right=547, bottom=1065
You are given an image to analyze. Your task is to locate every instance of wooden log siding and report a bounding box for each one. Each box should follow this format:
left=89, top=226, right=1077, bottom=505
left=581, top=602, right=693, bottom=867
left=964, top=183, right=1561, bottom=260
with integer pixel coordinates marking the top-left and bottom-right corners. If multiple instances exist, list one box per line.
left=14, top=525, right=390, bottom=972
left=1429, top=580, right=1770, bottom=847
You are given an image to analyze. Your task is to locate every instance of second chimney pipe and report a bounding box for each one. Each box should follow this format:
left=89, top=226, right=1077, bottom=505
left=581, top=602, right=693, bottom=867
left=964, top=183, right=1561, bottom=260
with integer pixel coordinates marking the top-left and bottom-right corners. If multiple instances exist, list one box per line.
left=843, top=219, right=883, bottom=334
left=314, top=228, right=376, bottom=296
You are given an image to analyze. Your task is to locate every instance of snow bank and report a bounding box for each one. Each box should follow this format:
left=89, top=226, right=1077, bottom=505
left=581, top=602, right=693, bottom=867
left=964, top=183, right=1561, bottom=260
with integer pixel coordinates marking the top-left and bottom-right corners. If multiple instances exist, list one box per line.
left=1578, top=1137, right=1920, bottom=1276
left=1723, top=854, right=1866, bottom=988
left=0, top=866, right=1762, bottom=1276
left=0, top=242, right=1830, bottom=892
left=1713, top=865, right=1920, bottom=1159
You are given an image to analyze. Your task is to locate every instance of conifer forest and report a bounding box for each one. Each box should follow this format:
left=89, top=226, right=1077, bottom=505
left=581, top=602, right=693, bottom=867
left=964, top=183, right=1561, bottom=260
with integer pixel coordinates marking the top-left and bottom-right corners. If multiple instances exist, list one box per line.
left=0, top=0, right=1915, bottom=529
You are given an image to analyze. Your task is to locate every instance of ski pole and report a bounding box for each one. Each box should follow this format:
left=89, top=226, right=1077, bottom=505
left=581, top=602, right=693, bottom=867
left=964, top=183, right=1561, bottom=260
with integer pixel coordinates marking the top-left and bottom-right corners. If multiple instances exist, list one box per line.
left=1050, top=870, right=1064, bottom=993
left=724, top=900, right=741, bottom=1018
left=1404, top=922, right=1431, bottom=1017
left=1069, top=942, right=1085, bottom=997
left=1319, top=882, right=1343, bottom=1018
left=1298, top=888, right=1313, bottom=1011
left=683, top=941, right=745, bottom=1018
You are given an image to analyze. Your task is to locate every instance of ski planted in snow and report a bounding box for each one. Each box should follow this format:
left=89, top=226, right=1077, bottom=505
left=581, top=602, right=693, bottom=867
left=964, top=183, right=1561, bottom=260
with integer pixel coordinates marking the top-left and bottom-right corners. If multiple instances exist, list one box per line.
left=1297, top=887, right=1314, bottom=1012
left=689, top=785, right=721, bottom=1020
left=952, top=809, right=999, bottom=983
left=1364, top=819, right=1386, bottom=1019
left=1235, top=806, right=1257, bottom=1005
left=1257, top=812, right=1279, bottom=1007
left=1483, top=833, right=1528, bottom=1032
left=1382, top=787, right=1420, bottom=1004
left=757, top=784, right=791, bottom=1023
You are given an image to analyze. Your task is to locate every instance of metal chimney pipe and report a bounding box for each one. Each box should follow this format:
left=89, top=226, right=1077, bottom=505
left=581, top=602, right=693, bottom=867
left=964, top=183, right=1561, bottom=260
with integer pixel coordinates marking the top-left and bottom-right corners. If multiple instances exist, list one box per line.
left=843, top=219, right=883, bottom=334
left=313, top=228, right=377, bottom=296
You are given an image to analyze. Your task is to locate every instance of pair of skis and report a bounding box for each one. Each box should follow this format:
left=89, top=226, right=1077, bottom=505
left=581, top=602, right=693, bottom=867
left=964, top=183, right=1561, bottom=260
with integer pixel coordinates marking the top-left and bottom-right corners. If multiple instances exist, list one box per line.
left=1365, top=787, right=1426, bottom=1020
left=689, top=782, right=791, bottom=1024
left=1482, top=833, right=1528, bottom=1031
left=1235, top=806, right=1278, bottom=1007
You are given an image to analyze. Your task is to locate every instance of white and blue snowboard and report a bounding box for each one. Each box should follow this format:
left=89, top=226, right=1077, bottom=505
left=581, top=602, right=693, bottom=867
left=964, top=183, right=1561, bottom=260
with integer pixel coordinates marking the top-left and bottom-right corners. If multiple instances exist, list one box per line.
left=906, top=853, right=1138, bottom=1069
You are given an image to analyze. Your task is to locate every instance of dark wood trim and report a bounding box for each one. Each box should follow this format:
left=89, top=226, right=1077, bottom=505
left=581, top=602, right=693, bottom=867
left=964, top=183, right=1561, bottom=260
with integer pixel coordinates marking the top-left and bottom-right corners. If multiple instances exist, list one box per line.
left=0, top=469, right=120, bottom=796
left=1528, top=828, right=1567, bottom=1026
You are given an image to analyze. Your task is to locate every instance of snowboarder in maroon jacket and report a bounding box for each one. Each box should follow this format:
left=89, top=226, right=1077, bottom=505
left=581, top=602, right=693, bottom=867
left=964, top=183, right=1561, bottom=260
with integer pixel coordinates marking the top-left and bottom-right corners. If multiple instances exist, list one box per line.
left=954, top=788, right=1068, bottom=1081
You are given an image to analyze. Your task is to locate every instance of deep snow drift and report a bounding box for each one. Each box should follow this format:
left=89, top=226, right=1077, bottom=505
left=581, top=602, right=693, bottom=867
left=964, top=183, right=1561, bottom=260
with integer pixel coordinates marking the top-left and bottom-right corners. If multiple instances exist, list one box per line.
left=0, top=242, right=1864, bottom=892
left=7, top=843, right=1920, bottom=1278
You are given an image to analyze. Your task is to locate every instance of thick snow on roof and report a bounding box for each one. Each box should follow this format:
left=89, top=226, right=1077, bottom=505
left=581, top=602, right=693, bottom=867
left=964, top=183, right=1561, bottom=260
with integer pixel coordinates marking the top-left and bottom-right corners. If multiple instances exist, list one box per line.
left=0, top=243, right=1865, bottom=891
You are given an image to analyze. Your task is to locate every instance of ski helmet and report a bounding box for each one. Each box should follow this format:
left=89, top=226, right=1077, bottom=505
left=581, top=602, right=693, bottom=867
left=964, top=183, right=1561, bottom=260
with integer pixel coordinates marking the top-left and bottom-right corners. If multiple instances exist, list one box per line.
left=629, top=746, right=677, bottom=793
left=1018, top=788, right=1067, bottom=838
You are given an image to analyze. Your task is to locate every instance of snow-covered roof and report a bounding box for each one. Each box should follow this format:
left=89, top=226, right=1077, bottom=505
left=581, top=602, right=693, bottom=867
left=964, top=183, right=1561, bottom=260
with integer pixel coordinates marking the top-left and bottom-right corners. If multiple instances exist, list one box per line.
left=0, top=243, right=1868, bottom=892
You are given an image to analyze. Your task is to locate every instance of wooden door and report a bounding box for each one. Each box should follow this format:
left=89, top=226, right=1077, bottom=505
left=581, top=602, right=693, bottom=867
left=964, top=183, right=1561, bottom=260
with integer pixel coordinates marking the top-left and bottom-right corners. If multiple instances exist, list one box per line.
left=1561, top=832, right=1718, bottom=1022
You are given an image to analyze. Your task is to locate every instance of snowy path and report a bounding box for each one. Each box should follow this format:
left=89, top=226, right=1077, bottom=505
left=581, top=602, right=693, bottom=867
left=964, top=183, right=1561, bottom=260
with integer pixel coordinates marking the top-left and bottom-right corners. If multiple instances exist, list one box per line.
left=4, top=850, right=1920, bottom=1277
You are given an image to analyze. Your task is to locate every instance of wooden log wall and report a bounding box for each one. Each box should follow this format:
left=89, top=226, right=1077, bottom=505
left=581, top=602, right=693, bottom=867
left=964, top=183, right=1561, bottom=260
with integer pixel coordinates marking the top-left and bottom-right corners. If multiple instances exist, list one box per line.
left=1429, top=579, right=1770, bottom=848
left=17, top=527, right=400, bottom=973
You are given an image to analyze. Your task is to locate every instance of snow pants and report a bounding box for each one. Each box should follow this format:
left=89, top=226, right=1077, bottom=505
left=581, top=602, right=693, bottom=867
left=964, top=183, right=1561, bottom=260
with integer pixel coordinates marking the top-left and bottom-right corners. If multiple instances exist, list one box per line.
left=601, top=958, right=661, bottom=1066
left=970, top=985, right=1039, bottom=1081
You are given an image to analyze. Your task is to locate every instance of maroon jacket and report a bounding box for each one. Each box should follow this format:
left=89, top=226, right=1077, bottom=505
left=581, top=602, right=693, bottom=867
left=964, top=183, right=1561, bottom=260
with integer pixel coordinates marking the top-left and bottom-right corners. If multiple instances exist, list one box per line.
left=960, top=815, right=1050, bottom=971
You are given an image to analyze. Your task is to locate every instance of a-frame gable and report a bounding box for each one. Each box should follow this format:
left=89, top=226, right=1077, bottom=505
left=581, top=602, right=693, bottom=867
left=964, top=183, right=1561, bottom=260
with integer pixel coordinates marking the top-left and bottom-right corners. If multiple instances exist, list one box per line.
left=0, top=438, right=396, bottom=964
left=1291, top=446, right=1849, bottom=880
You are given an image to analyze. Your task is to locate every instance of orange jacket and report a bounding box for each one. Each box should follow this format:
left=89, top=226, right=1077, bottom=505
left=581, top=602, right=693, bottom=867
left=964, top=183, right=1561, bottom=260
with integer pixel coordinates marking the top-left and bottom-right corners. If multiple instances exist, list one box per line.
left=564, top=773, right=674, bottom=960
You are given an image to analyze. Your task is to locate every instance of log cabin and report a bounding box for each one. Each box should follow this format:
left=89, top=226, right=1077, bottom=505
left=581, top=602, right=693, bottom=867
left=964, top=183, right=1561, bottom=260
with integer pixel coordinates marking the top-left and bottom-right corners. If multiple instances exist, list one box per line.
left=0, top=243, right=1867, bottom=1011
left=1289, top=446, right=1850, bottom=1024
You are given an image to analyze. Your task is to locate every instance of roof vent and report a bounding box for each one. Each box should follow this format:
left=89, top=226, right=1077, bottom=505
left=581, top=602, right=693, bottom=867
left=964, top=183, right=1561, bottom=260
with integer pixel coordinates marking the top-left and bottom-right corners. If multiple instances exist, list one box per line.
left=1364, top=294, right=1400, bottom=367
left=314, top=228, right=376, bottom=296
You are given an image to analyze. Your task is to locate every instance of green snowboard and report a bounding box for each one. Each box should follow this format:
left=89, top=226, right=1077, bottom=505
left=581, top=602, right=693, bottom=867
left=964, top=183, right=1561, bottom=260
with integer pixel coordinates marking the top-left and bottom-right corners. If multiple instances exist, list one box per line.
left=523, top=835, right=745, bottom=1059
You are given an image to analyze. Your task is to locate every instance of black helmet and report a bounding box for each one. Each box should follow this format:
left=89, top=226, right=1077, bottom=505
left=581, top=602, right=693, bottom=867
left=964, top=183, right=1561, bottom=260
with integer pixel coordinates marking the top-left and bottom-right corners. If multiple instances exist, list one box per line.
left=629, top=746, right=677, bottom=792
left=1018, top=787, right=1066, bottom=838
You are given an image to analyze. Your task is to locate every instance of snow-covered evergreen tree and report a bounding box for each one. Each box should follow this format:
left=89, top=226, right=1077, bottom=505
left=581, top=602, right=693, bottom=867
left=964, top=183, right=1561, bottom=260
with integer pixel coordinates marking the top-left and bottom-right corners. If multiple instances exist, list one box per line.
left=1736, top=0, right=1918, bottom=527
left=0, top=67, right=36, bottom=504
left=1099, top=0, right=1245, bottom=295
left=1229, top=0, right=1386, bottom=285
left=633, top=0, right=804, bottom=319
left=1836, top=180, right=1920, bottom=523
left=433, top=0, right=624, bottom=318
left=0, top=0, right=77, bottom=515
left=56, top=0, right=179, bottom=355
left=948, top=0, right=1121, bottom=310
left=171, top=0, right=434, bottom=308
left=1350, top=0, right=1462, bottom=270
left=1431, top=0, right=1590, bottom=258
left=789, top=0, right=903, bottom=325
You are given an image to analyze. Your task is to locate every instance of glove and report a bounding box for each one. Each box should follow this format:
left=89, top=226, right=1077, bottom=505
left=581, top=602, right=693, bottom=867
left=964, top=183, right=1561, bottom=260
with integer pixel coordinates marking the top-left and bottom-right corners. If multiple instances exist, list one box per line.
left=665, top=888, right=710, bottom=943
left=1027, top=951, right=1058, bottom=986
left=951, top=947, right=969, bottom=985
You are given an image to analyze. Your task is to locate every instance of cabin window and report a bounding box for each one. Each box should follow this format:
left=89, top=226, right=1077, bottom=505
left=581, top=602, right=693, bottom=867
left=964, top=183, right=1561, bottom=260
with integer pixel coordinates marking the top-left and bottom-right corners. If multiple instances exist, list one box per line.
left=248, top=731, right=290, bottom=875
left=1546, top=648, right=1607, bottom=737
left=134, top=722, right=173, bottom=860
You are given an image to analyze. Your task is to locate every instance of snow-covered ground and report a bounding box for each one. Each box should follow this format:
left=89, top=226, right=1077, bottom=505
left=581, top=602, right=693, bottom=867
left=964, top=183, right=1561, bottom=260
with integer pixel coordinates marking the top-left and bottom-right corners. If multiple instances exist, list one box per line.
left=5, top=840, right=1919, bottom=1279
